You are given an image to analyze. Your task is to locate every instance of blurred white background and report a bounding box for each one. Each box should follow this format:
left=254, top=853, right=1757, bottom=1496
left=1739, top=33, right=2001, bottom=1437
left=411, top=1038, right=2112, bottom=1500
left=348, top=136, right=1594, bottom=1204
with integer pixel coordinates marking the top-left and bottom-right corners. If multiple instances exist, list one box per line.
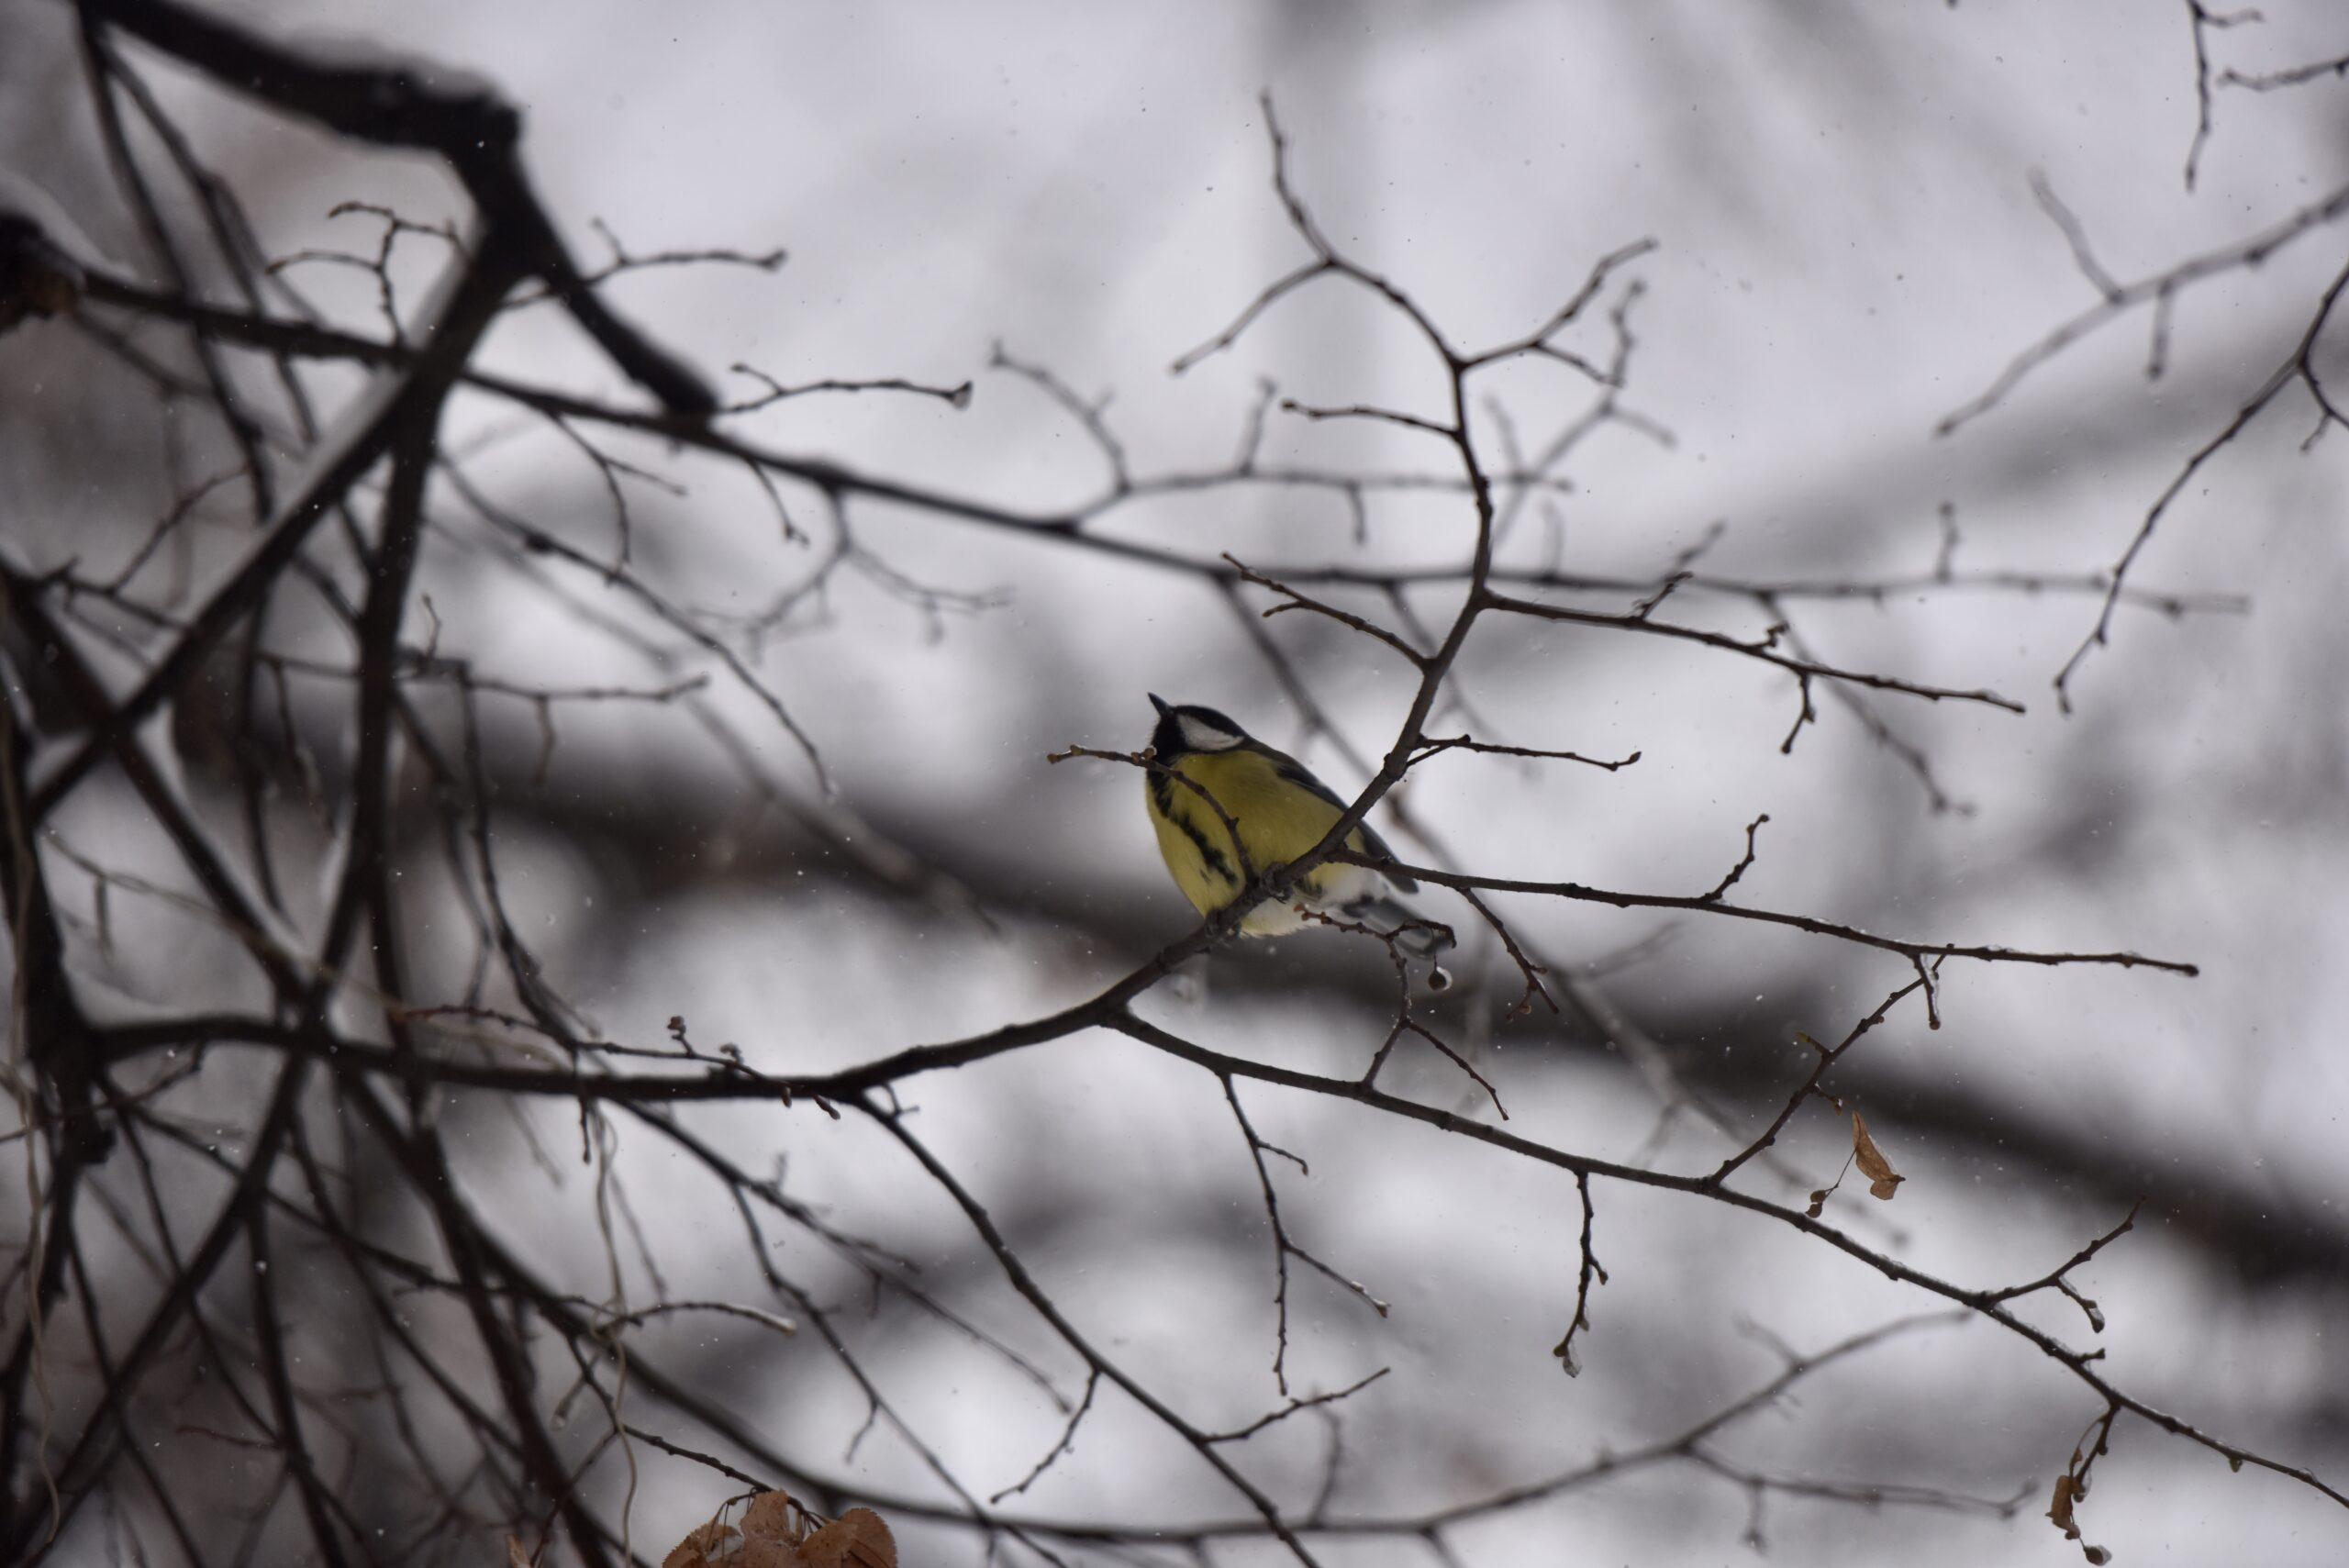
left=5, top=0, right=2348, bottom=1563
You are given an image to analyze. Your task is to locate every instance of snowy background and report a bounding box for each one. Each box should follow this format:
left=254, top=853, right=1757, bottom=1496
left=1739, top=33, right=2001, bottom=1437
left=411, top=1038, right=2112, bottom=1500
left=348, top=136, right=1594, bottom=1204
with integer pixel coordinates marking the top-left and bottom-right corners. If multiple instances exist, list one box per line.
left=4, top=0, right=2347, bottom=1563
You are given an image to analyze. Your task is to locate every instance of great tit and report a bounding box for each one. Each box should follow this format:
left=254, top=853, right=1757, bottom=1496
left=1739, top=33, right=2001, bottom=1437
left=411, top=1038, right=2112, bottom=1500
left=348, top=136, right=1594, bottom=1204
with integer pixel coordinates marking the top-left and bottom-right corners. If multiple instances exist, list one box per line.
left=1142, top=695, right=1453, bottom=974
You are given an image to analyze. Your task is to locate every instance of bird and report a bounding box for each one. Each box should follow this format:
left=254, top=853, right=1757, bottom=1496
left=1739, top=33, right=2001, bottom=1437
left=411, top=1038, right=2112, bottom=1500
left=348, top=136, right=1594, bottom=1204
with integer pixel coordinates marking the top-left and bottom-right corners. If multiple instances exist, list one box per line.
left=1141, top=695, right=1453, bottom=980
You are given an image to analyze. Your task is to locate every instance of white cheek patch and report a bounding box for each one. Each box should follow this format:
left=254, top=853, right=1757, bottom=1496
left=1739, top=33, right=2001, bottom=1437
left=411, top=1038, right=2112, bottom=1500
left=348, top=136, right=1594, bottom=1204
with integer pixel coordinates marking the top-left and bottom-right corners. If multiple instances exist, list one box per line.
left=1180, top=716, right=1242, bottom=751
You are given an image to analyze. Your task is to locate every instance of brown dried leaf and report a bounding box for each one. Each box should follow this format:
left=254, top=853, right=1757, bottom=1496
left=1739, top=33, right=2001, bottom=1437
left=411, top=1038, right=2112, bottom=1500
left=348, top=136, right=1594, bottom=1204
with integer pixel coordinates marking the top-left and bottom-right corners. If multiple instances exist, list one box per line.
left=2048, top=1473, right=2081, bottom=1539
left=1805, top=1189, right=1828, bottom=1218
left=799, top=1508, right=896, bottom=1568
left=506, top=1539, right=533, bottom=1568
left=741, top=1491, right=820, bottom=1568
left=1852, top=1111, right=1904, bottom=1201
left=663, top=1520, right=754, bottom=1568
left=667, top=1491, right=828, bottom=1568
left=740, top=1492, right=811, bottom=1546
left=746, top=1534, right=810, bottom=1568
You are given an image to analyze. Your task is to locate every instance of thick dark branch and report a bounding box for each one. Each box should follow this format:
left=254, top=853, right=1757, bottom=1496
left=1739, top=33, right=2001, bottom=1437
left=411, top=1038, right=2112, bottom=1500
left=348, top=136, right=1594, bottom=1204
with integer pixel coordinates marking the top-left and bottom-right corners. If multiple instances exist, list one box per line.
left=4, top=1063, right=309, bottom=1560
left=28, top=222, right=527, bottom=821
left=72, top=0, right=718, bottom=415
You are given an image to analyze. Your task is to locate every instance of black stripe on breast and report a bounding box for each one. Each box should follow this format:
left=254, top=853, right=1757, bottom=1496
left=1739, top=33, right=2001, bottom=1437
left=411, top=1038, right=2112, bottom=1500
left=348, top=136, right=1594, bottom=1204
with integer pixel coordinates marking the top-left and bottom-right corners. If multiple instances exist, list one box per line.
left=1154, top=773, right=1237, bottom=884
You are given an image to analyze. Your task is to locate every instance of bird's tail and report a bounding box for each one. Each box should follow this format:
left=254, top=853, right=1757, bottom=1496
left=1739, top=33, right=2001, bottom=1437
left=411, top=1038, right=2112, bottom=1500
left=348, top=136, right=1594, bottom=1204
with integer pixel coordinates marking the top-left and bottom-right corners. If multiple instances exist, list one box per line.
left=1341, top=894, right=1458, bottom=992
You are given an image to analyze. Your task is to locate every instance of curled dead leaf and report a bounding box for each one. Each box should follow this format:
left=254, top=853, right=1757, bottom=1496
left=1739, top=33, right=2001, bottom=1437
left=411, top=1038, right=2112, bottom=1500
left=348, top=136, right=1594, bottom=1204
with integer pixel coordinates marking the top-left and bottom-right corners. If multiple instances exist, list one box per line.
left=2048, top=1473, right=2081, bottom=1539
left=661, top=1518, right=743, bottom=1568
left=663, top=1491, right=896, bottom=1568
left=1852, top=1111, right=1904, bottom=1201
left=801, top=1509, right=896, bottom=1568
left=2048, top=1471, right=2112, bottom=1562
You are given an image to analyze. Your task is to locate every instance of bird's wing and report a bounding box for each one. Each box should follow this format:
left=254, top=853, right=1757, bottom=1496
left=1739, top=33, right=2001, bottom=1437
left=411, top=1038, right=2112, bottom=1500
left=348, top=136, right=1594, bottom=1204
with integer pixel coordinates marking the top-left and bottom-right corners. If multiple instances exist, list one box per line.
left=1254, top=743, right=1419, bottom=894
left=1349, top=816, right=1417, bottom=893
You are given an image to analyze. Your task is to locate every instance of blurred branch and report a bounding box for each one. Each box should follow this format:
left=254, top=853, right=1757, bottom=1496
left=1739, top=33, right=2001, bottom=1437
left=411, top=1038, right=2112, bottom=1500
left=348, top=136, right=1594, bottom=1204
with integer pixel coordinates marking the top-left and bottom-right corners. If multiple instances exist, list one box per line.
left=2181, top=1, right=2263, bottom=190
left=0, top=8, right=2335, bottom=1564
left=2050, top=253, right=2349, bottom=710
left=1939, top=175, right=2349, bottom=440
left=70, top=0, right=720, bottom=416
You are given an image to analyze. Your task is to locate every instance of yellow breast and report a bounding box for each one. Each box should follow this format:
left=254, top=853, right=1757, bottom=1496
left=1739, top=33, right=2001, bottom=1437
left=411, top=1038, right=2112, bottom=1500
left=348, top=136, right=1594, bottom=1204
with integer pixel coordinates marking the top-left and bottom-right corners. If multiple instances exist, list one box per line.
left=1144, top=750, right=1370, bottom=933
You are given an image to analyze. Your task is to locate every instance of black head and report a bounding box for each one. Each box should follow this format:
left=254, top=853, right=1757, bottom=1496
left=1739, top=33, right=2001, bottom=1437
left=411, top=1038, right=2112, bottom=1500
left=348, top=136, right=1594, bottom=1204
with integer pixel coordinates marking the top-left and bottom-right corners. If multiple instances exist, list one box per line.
left=1147, top=695, right=1252, bottom=760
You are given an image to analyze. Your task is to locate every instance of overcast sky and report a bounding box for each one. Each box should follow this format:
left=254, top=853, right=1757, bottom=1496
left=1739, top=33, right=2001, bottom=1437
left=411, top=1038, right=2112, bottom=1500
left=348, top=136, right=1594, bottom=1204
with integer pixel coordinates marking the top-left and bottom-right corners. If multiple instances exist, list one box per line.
left=9, top=1, right=2349, bottom=1563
